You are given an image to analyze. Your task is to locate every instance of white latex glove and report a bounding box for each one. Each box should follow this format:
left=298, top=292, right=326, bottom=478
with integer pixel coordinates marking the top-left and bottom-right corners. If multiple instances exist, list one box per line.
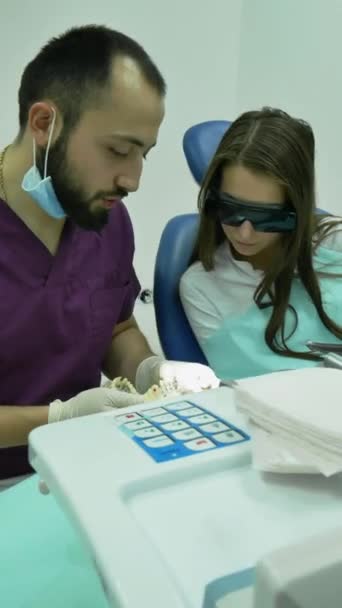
left=159, top=360, right=220, bottom=393
left=40, top=388, right=143, bottom=495
left=135, top=355, right=220, bottom=394
left=48, top=386, right=145, bottom=423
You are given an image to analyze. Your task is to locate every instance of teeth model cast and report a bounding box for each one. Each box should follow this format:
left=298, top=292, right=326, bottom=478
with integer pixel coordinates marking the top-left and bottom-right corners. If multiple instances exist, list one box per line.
left=108, top=376, right=182, bottom=403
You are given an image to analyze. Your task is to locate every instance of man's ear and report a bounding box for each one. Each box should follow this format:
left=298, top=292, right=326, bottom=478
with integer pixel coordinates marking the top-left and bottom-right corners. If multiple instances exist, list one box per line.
left=27, top=102, right=61, bottom=146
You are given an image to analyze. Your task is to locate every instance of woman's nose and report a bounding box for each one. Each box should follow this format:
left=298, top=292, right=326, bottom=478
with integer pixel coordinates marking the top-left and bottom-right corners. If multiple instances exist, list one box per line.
left=236, top=220, right=255, bottom=240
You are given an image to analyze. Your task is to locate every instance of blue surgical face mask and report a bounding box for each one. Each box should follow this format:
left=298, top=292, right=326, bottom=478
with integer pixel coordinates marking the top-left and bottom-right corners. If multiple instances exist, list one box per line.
left=21, top=107, right=66, bottom=219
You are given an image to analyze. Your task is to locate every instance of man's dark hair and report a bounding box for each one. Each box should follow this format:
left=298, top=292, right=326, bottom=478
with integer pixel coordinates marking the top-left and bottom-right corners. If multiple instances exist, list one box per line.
left=18, top=24, right=166, bottom=135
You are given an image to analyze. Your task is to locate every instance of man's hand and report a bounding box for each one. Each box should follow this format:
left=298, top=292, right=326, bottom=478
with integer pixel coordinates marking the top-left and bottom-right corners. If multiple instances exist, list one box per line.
left=135, top=355, right=220, bottom=394
left=48, top=386, right=145, bottom=423
left=159, top=360, right=220, bottom=393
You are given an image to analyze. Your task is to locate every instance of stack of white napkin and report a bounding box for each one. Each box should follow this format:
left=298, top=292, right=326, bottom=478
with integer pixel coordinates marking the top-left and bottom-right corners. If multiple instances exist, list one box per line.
left=234, top=367, right=342, bottom=476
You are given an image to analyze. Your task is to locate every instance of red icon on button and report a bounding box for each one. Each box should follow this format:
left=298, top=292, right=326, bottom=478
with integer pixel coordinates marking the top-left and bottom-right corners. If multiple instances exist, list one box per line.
left=185, top=437, right=215, bottom=451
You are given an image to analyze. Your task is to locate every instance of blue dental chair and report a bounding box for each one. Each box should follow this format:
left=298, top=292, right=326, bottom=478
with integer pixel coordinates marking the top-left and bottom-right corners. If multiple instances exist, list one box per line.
left=153, top=120, right=231, bottom=363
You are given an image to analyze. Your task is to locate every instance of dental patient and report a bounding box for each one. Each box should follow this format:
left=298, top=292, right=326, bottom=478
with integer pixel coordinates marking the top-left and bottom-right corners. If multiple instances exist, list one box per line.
left=180, top=107, right=342, bottom=380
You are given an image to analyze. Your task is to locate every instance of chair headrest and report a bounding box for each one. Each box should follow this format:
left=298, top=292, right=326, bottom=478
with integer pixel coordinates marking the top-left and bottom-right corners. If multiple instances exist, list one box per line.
left=183, top=120, right=231, bottom=185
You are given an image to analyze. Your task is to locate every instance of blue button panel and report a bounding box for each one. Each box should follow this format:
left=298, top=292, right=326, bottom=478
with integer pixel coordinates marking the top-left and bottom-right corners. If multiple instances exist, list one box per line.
left=115, top=400, right=250, bottom=463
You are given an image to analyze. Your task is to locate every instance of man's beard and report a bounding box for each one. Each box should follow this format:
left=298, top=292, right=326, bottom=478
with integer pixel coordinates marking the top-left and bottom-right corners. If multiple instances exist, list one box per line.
left=37, top=135, right=123, bottom=231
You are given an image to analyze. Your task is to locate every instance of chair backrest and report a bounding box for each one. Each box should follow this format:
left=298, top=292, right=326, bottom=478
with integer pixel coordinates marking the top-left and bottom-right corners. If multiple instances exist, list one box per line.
left=183, top=120, right=231, bottom=184
left=154, top=213, right=208, bottom=363
left=154, top=121, right=232, bottom=362
left=153, top=121, right=232, bottom=362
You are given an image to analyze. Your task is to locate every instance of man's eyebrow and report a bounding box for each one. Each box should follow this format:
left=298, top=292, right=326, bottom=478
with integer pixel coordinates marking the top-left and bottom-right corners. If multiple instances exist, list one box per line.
left=108, top=134, right=156, bottom=149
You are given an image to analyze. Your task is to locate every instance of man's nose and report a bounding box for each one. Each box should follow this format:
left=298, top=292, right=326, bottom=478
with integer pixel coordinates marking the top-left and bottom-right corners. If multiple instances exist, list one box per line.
left=115, top=158, right=143, bottom=194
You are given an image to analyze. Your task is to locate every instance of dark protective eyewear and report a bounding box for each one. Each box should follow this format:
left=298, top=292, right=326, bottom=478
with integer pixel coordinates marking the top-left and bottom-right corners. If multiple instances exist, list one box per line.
left=205, top=191, right=297, bottom=233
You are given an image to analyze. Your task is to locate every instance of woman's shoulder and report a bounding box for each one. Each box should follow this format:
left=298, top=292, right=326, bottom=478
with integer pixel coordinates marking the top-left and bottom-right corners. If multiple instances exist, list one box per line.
left=181, top=243, right=231, bottom=287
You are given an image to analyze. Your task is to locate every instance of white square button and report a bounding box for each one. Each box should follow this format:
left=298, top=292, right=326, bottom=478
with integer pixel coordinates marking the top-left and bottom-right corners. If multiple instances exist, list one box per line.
left=177, top=407, right=203, bottom=417
left=125, top=419, right=151, bottom=431
left=142, top=408, right=167, bottom=418
left=115, top=412, right=141, bottom=423
left=144, top=436, right=174, bottom=448
left=184, top=438, right=215, bottom=451
left=134, top=427, right=162, bottom=439
left=166, top=402, right=192, bottom=412
left=152, top=413, right=177, bottom=424
left=172, top=428, right=201, bottom=441
left=162, top=420, right=189, bottom=432
left=200, top=421, right=230, bottom=434
left=189, top=414, right=215, bottom=425
left=213, top=430, right=244, bottom=444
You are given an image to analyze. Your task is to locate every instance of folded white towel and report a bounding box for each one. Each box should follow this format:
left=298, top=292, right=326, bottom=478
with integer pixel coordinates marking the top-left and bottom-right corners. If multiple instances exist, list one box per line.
left=234, top=368, right=342, bottom=476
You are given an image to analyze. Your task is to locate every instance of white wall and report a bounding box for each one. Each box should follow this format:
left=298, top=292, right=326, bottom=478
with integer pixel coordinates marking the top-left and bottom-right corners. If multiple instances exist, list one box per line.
left=236, top=0, right=342, bottom=216
left=0, top=0, right=243, bottom=353
left=3, top=1, right=341, bottom=354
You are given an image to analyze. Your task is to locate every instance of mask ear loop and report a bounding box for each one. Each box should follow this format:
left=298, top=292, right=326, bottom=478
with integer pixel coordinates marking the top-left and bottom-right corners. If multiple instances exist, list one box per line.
left=33, top=139, right=37, bottom=169
left=43, top=107, right=56, bottom=179
left=32, top=107, right=56, bottom=177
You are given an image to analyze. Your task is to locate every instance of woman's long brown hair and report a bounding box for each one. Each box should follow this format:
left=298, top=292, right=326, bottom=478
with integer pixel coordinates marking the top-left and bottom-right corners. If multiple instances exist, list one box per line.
left=191, top=108, right=342, bottom=361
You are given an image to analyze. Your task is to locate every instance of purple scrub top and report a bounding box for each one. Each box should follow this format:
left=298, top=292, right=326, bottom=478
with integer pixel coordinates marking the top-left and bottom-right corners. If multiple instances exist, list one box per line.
left=0, top=198, right=140, bottom=478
